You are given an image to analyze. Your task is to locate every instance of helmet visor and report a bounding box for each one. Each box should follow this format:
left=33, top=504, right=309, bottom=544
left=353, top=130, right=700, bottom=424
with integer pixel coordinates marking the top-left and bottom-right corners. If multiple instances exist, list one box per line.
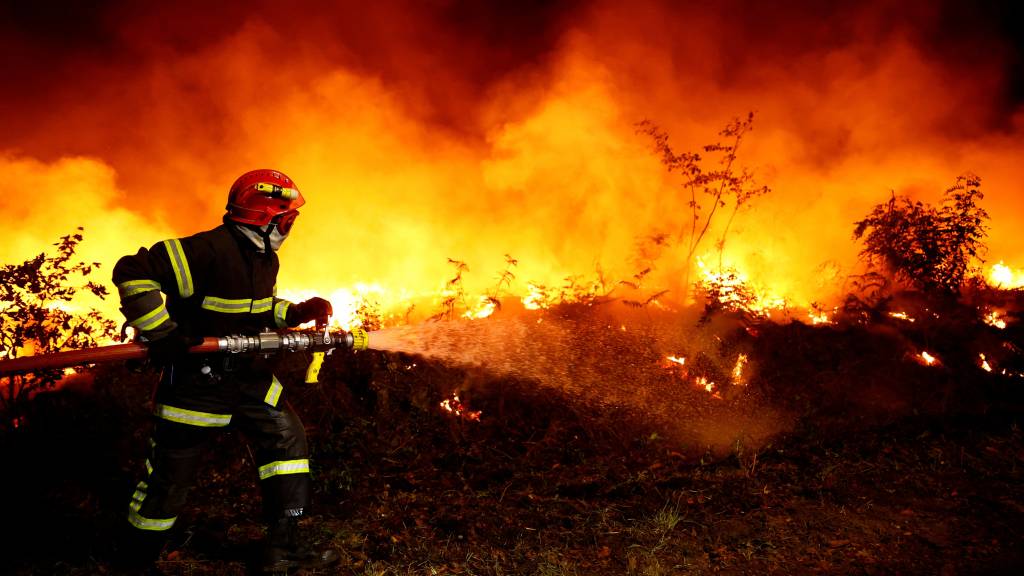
left=274, top=210, right=300, bottom=235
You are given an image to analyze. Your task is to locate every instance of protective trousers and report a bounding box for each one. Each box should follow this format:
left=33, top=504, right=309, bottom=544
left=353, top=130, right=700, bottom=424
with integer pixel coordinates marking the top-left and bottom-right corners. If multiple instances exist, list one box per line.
left=124, top=360, right=310, bottom=548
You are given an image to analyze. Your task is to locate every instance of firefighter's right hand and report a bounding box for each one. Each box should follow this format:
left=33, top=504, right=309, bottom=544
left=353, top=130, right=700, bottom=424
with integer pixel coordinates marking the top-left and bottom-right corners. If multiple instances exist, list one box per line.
left=145, top=329, right=201, bottom=366
left=288, top=297, right=333, bottom=326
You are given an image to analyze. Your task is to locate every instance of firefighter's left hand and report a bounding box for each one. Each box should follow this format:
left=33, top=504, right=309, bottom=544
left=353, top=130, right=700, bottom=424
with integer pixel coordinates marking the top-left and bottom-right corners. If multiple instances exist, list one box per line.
left=146, top=329, right=202, bottom=366
left=288, top=297, right=333, bottom=326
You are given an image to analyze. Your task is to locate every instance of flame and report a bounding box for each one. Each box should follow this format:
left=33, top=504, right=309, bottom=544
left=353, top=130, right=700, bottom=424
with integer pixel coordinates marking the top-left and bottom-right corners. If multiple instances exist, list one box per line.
left=522, top=283, right=550, bottom=311
left=694, top=376, right=722, bottom=400
left=988, top=262, right=1024, bottom=289
left=808, top=311, right=833, bottom=325
left=665, top=355, right=686, bottom=367
left=462, top=296, right=498, bottom=320
left=731, top=353, right=749, bottom=385
left=1, top=2, right=1024, bottom=327
left=889, top=312, right=916, bottom=323
left=696, top=258, right=788, bottom=317
left=979, top=353, right=992, bottom=372
left=439, top=392, right=481, bottom=421
left=916, top=351, right=939, bottom=366
left=983, top=310, right=1007, bottom=329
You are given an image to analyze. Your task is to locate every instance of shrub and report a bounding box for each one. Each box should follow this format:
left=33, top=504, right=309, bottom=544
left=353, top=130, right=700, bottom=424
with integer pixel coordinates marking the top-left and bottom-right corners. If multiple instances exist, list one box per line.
left=0, top=228, right=116, bottom=426
left=853, top=173, right=989, bottom=296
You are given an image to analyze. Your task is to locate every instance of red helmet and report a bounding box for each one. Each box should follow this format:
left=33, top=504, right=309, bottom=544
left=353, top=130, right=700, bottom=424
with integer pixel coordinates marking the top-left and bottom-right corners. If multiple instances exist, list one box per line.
left=225, top=169, right=306, bottom=231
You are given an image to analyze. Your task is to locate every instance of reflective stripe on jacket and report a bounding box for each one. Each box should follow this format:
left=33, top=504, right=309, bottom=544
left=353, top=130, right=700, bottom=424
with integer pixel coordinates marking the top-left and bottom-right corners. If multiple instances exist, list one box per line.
left=113, top=222, right=295, bottom=339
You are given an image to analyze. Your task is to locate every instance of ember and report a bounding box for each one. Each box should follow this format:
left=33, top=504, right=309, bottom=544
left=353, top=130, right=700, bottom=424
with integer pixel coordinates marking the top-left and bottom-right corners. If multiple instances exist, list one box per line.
left=979, top=354, right=993, bottom=372
left=665, top=355, right=686, bottom=367
left=439, top=392, right=481, bottom=421
left=983, top=311, right=1007, bottom=329
left=916, top=351, right=939, bottom=366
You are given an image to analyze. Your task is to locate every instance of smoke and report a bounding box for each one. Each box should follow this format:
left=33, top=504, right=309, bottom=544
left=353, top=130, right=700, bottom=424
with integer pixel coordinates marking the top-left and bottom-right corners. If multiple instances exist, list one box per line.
left=0, top=155, right=174, bottom=318
left=1, top=0, right=1022, bottom=314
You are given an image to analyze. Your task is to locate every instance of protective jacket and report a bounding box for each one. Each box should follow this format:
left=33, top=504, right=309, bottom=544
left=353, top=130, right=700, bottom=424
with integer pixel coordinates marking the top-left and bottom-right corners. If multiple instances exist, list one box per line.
left=113, top=222, right=291, bottom=341
left=112, top=221, right=312, bottom=537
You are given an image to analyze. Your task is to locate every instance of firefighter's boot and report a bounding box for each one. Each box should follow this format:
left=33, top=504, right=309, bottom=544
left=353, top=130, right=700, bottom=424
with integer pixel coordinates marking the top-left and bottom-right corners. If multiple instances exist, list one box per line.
left=260, top=517, right=339, bottom=574
left=111, top=522, right=166, bottom=574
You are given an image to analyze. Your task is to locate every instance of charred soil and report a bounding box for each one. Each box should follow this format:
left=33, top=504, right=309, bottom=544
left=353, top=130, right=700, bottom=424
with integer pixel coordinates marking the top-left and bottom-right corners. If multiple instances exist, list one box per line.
left=2, top=301, right=1023, bottom=575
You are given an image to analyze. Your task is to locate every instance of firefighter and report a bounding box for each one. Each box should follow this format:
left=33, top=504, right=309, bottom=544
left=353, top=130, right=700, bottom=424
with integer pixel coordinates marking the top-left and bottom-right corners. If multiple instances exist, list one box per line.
left=112, top=169, right=338, bottom=573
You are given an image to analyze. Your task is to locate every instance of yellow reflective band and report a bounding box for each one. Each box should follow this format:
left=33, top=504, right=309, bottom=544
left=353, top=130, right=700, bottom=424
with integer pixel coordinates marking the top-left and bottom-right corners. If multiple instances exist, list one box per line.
left=258, top=459, right=310, bottom=480
left=274, top=301, right=289, bottom=328
left=155, top=404, right=232, bottom=427
left=201, top=296, right=253, bottom=313
left=264, top=375, right=283, bottom=407
left=130, top=304, right=171, bottom=332
left=145, top=459, right=153, bottom=475
left=130, top=481, right=148, bottom=512
left=252, top=297, right=274, bottom=314
left=117, top=279, right=162, bottom=298
left=163, top=239, right=194, bottom=298
left=127, top=508, right=176, bottom=531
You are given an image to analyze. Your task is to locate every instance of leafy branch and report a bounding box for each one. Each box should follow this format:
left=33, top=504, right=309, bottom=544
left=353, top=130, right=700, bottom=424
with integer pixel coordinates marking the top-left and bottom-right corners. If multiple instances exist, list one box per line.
left=0, top=228, right=117, bottom=425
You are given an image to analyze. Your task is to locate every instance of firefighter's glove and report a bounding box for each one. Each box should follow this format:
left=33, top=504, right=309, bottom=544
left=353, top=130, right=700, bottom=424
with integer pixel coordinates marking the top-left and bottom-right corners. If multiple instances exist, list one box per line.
left=146, top=329, right=201, bottom=367
left=287, top=297, right=333, bottom=327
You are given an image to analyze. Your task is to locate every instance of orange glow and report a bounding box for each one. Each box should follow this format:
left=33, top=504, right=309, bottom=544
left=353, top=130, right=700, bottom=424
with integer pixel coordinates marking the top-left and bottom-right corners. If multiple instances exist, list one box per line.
left=0, top=2, right=1022, bottom=328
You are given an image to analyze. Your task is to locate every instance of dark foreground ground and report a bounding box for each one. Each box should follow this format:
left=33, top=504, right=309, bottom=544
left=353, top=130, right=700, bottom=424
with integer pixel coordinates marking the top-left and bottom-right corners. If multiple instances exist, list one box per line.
left=2, top=304, right=1024, bottom=575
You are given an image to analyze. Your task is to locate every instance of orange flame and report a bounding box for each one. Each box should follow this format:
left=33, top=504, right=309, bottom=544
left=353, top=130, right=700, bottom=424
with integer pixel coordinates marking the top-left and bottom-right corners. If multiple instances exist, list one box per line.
left=1, top=3, right=1023, bottom=328
left=916, top=351, right=939, bottom=366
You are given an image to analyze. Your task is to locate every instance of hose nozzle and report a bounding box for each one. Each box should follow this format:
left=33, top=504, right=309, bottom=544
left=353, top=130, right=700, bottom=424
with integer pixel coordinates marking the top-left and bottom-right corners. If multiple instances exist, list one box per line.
left=347, top=327, right=369, bottom=351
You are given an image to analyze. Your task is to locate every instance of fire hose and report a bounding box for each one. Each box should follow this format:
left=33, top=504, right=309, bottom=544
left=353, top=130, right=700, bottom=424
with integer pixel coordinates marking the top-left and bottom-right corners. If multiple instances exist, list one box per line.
left=0, top=323, right=371, bottom=384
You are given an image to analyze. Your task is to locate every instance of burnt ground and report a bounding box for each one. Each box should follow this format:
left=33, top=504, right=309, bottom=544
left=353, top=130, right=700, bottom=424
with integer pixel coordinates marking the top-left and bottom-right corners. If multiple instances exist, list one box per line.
left=2, top=300, right=1024, bottom=576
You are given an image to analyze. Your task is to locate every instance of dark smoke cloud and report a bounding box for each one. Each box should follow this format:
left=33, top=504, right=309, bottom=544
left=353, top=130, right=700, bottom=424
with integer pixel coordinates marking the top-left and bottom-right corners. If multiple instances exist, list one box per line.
left=2, top=0, right=1020, bottom=152
left=1, top=0, right=580, bottom=148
